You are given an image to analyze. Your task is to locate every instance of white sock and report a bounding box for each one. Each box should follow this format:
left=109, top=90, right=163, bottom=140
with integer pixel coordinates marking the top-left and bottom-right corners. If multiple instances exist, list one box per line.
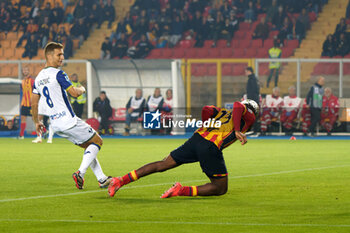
left=48, top=124, right=54, bottom=141
left=78, top=144, right=99, bottom=178
left=90, top=158, right=108, bottom=182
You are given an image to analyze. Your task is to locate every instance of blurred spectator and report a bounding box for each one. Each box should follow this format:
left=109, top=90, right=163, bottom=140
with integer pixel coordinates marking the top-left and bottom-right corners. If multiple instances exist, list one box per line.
left=69, top=73, right=86, bottom=118
left=306, top=76, right=325, bottom=136
left=260, top=87, right=283, bottom=135
left=16, top=19, right=38, bottom=47
left=194, top=16, right=208, bottom=47
left=104, top=0, right=116, bottom=29
left=37, top=2, right=54, bottom=24
left=252, top=17, right=269, bottom=40
left=322, top=34, right=336, bottom=57
left=188, top=0, right=206, bottom=16
left=280, top=86, right=301, bottom=135
left=229, top=12, right=239, bottom=33
left=0, top=6, right=12, bottom=34
left=190, top=10, right=202, bottom=34
left=220, top=18, right=235, bottom=47
left=266, top=40, right=282, bottom=88
left=287, top=17, right=305, bottom=42
left=335, top=33, right=349, bottom=57
left=22, top=34, right=38, bottom=59
left=37, top=17, right=50, bottom=48
left=266, top=0, right=278, bottom=22
left=111, top=17, right=128, bottom=41
left=321, top=87, right=339, bottom=136
left=162, top=89, right=173, bottom=135
left=4, top=120, right=17, bottom=131
left=100, top=37, right=112, bottom=59
left=93, top=91, right=113, bottom=135
left=297, top=8, right=310, bottom=30
left=124, top=88, right=145, bottom=136
left=70, top=18, right=88, bottom=46
left=52, top=2, right=64, bottom=25
left=15, top=11, right=30, bottom=32
left=64, top=35, right=73, bottom=59
left=347, top=0, right=350, bottom=18
left=73, top=0, right=87, bottom=20
left=169, top=15, right=184, bottom=47
left=277, top=17, right=292, bottom=46
left=87, top=3, right=103, bottom=29
left=111, top=33, right=128, bottom=58
left=244, top=1, right=256, bottom=23
left=212, top=14, right=224, bottom=47
left=334, top=18, right=347, bottom=41
left=55, top=26, right=68, bottom=44
left=29, top=1, right=40, bottom=20
left=130, top=34, right=153, bottom=59
left=220, top=0, right=232, bottom=18
left=272, top=6, right=286, bottom=30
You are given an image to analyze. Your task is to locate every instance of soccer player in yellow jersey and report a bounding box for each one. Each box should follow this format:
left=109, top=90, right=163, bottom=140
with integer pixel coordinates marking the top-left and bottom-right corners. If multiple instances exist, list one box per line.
left=108, top=100, right=259, bottom=198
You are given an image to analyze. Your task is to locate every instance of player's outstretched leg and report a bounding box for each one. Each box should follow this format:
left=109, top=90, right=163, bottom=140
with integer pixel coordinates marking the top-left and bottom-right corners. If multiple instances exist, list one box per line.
left=74, top=133, right=111, bottom=189
left=108, top=155, right=178, bottom=197
left=161, top=176, right=227, bottom=198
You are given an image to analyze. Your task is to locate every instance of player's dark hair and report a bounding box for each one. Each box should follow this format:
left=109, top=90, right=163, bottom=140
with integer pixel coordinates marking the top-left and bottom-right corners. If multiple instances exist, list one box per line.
left=100, top=91, right=106, bottom=94
left=44, top=42, right=63, bottom=58
left=246, top=67, right=254, bottom=73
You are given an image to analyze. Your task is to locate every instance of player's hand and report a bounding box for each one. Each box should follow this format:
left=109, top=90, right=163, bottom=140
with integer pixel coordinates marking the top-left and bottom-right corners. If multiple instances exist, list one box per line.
left=35, top=122, right=45, bottom=135
left=80, top=86, right=86, bottom=93
left=235, top=131, right=247, bottom=145
left=128, top=108, right=133, bottom=114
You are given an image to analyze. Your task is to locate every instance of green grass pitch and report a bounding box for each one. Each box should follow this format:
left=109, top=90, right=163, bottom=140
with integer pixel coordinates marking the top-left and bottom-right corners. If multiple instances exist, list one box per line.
left=0, top=137, right=349, bottom=233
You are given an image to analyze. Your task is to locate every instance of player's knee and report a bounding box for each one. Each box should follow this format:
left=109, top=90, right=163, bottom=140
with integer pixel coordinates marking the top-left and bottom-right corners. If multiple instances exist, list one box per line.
left=212, top=181, right=227, bottom=196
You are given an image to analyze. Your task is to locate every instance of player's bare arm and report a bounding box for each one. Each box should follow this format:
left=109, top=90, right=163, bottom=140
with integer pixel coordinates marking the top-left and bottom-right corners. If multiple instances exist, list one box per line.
left=31, top=93, right=45, bottom=135
left=67, top=85, right=86, bottom=98
left=235, top=131, right=247, bottom=145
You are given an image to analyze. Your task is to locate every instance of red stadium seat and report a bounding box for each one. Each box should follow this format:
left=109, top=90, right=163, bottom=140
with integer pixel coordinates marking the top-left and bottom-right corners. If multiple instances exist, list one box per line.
left=309, top=12, right=317, bottom=22
left=185, top=48, right=196, bottom=58
left=147, top=49, right=162, bottom=59
left=287, top=39, right=299, bottom=48
left=220, top=48, right=233, bottom=58
left=233, top=31, right=245, bottom=40
left=172, top=49, right=185, bottom=58
left=343, top=63, right=350, bottom=75
left=208, top=48, right=220, bottom=58
left=179, top=40, right=193, bottom=48
left=263, top=39, right=274, bottom=48
left=256, top=48, right=268, bottom=58
left=231, top=39, right=240, bottom=48
left=239, top=39, right=251, bottom=48
left=160, top=48, right=173, bottom=58
left=196, top=48, right=209, bottom=58
left=281, top=47, right=294, bottom=58
left=245, top=48, right=257, bottom=58
left=251, top=39, right=263, bottom=48
left=232, top=64, right=246, bottom=75
left=222, top=63, right=233, bottom=76
left=204, top=40, right=214, bottom=48
left=195, top=64, right=208, bottom=76
left=239, top=22, right=251, bottom=31
left=232, top=48, right=245, bottom=58
left=208, top=64, right=217, bottom=76
left=217, top=40, right=228, bottom=48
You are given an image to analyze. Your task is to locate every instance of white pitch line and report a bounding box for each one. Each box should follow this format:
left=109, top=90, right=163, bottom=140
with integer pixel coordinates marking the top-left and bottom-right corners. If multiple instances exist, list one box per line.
left=0, top=218, right=350, bottom=228
left=0, top=164, right=349, bottom=203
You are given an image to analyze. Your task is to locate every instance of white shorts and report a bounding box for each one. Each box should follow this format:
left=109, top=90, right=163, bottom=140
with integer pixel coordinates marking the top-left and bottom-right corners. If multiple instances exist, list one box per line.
left=55, top=118, right=96, bottom=145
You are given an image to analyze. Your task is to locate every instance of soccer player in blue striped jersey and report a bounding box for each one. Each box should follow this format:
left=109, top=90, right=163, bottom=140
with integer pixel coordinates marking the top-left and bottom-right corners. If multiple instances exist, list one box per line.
left=31, top=42, right=111, bottom=189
